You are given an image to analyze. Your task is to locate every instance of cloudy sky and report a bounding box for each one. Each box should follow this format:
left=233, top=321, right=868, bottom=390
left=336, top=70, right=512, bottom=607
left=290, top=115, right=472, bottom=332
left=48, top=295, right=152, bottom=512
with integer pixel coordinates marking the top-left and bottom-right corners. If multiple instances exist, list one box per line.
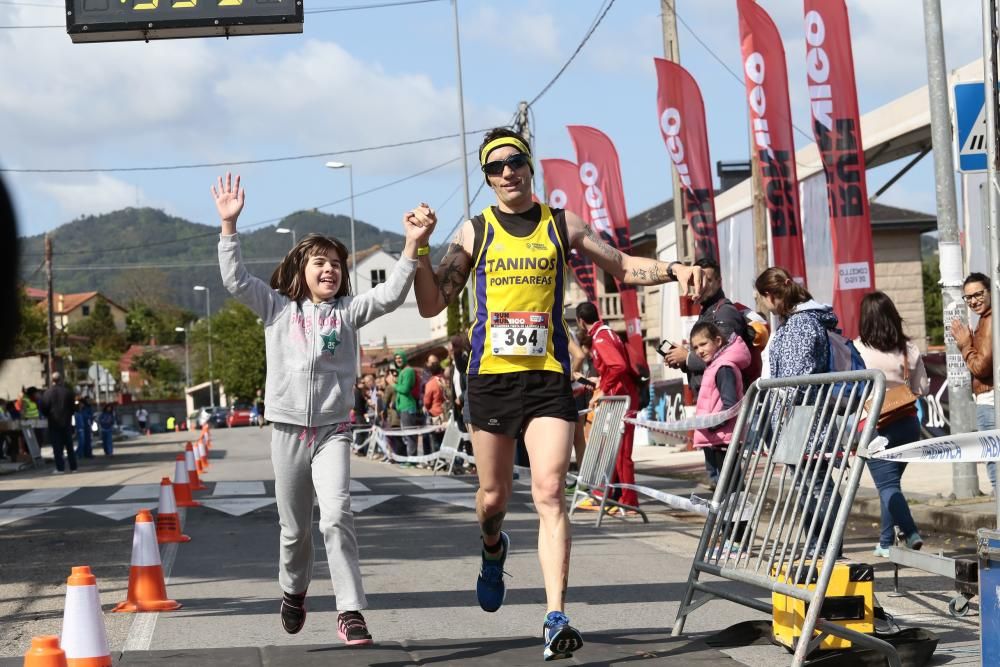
left=0, top=0, right=983, bottom=253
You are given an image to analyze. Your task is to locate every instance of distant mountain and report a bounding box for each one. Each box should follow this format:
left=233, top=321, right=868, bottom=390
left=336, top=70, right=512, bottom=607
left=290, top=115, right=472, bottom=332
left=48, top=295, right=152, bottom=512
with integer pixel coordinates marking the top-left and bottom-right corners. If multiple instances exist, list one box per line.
left=18, top=207, right=409, bottom=313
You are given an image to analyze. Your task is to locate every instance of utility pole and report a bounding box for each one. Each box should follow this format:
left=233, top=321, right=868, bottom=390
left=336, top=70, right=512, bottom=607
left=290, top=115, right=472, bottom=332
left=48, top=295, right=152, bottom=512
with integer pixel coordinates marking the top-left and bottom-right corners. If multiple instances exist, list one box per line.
left=45, top=234, right=55, bottom=384
left=515, top=100, right=538, bottom=194
left=661, top=0, right=691, bottom=267
left=750, top=147, right=769, bottom=314
left=982, top=0, right=1000, bottom=522
left=452, top=0, right=471, bottom=222
left=923, top=0, right=979, bottom=498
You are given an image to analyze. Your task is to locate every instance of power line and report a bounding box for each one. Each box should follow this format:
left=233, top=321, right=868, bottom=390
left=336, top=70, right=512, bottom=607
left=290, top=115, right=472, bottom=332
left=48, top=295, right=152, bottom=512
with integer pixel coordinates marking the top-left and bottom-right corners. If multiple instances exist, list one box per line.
left=1, top=128, right=495, bottom=174
left=527, top=0, right=616, bottom=108
left=305, top=0, right=442, bottom=15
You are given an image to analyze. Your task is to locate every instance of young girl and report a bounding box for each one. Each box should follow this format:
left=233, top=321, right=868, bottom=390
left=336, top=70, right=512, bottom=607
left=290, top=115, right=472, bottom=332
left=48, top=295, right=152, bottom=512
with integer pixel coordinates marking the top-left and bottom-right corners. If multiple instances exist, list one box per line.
left=691, top=321, right=751, bottom=488
left=212, top=172, right=435, bottom=645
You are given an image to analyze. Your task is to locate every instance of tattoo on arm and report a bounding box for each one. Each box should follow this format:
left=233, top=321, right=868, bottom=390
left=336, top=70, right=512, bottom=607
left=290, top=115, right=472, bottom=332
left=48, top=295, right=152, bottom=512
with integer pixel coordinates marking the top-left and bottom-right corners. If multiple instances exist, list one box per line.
left=584, top=226, right=623, bottom=266
left=481, top=511, right=506, bottom=538
left=436, top=243, right=472, bottom=304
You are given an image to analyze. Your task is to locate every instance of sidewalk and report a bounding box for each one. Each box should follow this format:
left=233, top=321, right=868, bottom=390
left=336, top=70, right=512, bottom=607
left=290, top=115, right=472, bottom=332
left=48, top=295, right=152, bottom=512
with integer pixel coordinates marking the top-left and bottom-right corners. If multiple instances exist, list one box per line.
left=632, top=437, right=999, bottom=538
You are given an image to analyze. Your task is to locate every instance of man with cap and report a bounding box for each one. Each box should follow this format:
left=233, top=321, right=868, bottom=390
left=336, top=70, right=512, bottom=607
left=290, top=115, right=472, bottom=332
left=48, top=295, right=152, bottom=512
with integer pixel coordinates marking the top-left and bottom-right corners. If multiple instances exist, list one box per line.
left=410, top=127, right=705, bottom=661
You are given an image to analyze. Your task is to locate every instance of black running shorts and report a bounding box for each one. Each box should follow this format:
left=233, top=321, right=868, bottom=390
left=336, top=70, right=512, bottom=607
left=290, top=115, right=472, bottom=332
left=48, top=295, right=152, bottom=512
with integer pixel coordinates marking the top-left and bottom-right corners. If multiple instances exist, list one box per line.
left=466, top=370, right=578, bottom=439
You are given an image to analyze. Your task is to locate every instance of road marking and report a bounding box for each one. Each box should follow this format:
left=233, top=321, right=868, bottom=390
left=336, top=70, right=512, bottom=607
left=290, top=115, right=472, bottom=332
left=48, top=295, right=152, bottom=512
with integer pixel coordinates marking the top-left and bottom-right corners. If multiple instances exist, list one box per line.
left=0, top=506, right=57, bottom=527
left=199, top=498, right=276, bottom=517
left=107, top=484, right=162, bottom=501
left=350, top=479, right=370, bottom=493
left=73, top=502, right=152, bottom=522
left=402, top=476, right=473, bottom=490
left=414, top=492, right=478, bottom=510
left=351, top=494, right=397, bottom=513
left=212, top=481, right=266, bottom=496
left=1, top=487, right=79, bottom=506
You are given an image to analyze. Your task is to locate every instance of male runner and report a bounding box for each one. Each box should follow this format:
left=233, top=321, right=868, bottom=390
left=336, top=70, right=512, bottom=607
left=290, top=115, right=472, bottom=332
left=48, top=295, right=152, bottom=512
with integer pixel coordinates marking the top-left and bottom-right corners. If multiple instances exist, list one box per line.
left=410, top=127, right=703, bottom=661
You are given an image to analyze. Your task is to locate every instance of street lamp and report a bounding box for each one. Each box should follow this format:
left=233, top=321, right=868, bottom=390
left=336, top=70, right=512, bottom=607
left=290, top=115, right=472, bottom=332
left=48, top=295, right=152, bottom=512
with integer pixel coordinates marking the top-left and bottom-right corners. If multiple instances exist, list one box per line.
left=192, top=286, right=214, bottom=407
left=175, top=325, right=190, bottom=388
left=275, top=226, right=296, bottom=247
left=325, top=160, right=361, bottom=370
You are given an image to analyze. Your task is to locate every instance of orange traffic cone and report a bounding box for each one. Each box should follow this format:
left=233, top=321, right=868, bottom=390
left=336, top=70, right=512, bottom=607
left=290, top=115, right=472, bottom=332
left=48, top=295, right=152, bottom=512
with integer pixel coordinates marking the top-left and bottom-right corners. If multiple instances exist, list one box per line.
left=184, top=444, right=207, bottom=491
left=172, top=456, right=200, bottom=508
left=155, top=477, right=190, bottom=544
left=60, top=566, right=112, bottom=667
left=22, top=636, right=67, bottom=667
left=113, top=510, right=182, bottom=613
left=196, top=439, right=209, bottom=472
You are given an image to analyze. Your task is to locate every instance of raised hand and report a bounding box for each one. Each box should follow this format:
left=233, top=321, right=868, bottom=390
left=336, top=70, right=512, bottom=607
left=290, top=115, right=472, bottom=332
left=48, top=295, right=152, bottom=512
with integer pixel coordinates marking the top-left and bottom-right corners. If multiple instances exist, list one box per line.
left=672, top=263, right=705, bottom=300
left=404, top=203, right=437, bottom=246
left=211, top=172, right=245, bottom=233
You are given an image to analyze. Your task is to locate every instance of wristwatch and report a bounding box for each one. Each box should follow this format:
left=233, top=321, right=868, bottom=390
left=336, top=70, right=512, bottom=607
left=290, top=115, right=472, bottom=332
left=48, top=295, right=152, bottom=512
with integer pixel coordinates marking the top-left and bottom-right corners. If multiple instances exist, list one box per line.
left=666, top=261, right=680, bottom=281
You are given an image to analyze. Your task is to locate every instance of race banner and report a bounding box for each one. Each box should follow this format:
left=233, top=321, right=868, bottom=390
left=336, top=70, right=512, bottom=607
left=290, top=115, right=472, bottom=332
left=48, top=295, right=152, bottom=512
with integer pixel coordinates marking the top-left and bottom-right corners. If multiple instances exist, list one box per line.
left=653, top=57, right=720, bottom=263
left=868, top=430, right=1000, bottom=463
left=567, top=125, right=646, bottom=371
left=541, top=158, right=598, bottom=304
left=737, top=0, right=807, bottom=284
left=803, top=0, right=875, bottom=338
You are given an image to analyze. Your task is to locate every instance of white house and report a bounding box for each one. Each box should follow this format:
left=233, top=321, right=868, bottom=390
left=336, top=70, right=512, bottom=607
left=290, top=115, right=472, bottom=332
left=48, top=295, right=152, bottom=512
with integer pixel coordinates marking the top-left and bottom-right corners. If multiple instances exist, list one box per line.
left=352, top=245, right=433, bottom=349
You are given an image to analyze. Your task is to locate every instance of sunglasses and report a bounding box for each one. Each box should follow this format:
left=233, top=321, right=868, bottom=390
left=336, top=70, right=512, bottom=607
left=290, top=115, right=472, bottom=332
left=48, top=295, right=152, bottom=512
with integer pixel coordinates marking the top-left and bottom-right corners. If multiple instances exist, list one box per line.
left=482, top=153, right=530, bottom=177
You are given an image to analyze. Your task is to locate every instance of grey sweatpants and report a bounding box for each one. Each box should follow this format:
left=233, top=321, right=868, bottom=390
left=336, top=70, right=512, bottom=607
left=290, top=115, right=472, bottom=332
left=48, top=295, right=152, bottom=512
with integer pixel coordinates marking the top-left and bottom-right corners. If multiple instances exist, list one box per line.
left=271, top=422, right=367, bottom=611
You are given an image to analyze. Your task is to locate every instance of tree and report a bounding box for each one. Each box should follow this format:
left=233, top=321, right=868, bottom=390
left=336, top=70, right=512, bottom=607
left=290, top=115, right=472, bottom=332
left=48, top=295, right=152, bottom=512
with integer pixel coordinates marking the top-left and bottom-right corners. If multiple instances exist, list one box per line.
left=67, top=296, right=126, bottom=360
left=446, top=299, right=461, bottom=336
left=922, top=258, right=944, bottom=346
left=13, top=288, right=46, bottom=355
left=202, top=300, right=265, bottom=400
left=130, top=350, right=183, bottom=399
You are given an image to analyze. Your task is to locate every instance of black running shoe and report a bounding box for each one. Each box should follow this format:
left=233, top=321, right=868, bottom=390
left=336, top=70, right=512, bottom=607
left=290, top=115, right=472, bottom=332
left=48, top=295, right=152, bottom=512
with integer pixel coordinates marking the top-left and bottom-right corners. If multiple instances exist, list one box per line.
left=280, top=592, right=306, bottom=634
left=337, top=610, right=374, bottom=646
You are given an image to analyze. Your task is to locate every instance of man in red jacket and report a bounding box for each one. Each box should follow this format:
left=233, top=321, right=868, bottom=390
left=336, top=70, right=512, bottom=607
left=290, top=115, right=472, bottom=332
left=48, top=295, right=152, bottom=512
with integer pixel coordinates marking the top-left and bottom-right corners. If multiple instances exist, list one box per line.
left=575, top=302, right=639, bottom=513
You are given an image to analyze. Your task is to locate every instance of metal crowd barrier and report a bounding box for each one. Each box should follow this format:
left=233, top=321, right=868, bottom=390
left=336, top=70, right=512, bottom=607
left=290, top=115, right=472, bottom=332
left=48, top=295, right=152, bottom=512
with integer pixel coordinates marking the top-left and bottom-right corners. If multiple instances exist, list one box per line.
left=568, top=396, right=647, bottom=527
left=671, top=370, right=898, bottom=667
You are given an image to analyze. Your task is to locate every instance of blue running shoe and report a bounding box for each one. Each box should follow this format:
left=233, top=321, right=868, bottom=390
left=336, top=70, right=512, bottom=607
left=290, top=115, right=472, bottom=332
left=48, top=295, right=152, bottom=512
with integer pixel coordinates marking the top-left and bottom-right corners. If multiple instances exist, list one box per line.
left=476, top=531, right=509, bottom=612
left=543, top=611, right=584, bottom=661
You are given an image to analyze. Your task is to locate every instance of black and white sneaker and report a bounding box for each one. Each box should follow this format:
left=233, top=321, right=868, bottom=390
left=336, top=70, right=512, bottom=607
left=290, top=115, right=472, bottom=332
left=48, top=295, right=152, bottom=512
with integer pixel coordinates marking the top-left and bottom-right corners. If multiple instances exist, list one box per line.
left=280, top=591, right=306, bottom=634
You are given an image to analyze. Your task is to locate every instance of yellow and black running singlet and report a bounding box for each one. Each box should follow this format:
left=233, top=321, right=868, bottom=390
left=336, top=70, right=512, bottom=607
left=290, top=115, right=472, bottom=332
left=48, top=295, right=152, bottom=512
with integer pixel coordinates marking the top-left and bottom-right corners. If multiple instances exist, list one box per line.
left=467, top=204, right=571, bottom=376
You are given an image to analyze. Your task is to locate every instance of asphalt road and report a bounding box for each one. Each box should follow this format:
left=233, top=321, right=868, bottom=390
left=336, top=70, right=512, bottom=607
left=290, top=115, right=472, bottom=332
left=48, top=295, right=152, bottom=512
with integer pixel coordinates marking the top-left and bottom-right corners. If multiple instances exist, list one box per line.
left=0, top=426, right=984, bottom=665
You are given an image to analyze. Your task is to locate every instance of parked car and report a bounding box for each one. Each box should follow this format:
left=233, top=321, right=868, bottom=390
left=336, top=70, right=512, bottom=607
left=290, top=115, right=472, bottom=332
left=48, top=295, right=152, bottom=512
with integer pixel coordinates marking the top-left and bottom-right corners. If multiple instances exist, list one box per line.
left=227, top=403, right=254, bottom=428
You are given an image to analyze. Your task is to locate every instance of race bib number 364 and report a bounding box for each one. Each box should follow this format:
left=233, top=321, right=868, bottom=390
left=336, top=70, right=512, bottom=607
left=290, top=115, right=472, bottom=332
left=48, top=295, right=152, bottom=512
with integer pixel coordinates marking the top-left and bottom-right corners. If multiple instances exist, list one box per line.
left=491, top=311, right=549, bottom=356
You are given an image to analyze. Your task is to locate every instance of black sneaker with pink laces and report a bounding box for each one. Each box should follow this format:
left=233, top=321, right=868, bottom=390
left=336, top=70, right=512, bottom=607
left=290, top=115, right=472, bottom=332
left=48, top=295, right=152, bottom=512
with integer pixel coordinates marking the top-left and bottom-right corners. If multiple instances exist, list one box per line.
left=337, top=610, right=373, bottom=646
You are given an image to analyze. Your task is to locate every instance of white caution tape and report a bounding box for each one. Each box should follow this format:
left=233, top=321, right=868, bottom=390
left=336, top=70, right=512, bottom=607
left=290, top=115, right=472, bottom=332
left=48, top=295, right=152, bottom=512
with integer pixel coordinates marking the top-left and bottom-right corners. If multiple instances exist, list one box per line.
left=606, top=483, right=708, bottom=514
left=375, top=423, right=448, bottom=437
left=868, top=429, right=1000, bottom=463
left=624, top=399, right=744, bottom=434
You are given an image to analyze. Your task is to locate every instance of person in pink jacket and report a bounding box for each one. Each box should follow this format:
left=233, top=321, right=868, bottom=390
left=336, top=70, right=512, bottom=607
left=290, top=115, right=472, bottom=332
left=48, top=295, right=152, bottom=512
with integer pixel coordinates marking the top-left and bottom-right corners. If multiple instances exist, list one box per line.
left=691, top=322, right=751, bottom=489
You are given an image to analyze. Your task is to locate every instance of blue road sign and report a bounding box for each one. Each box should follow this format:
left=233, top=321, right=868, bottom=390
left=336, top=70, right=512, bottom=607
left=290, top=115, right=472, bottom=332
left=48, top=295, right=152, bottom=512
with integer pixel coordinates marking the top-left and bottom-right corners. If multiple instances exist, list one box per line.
left=955, top=82, right=987, bottom=172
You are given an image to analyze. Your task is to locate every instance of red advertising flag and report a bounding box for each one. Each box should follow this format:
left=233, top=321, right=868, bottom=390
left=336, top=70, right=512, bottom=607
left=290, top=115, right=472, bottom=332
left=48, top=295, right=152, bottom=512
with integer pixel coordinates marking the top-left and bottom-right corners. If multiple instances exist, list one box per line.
left=654, top=57, right=720, bottom=263
left=737, top=0, right=807, bottom=284
left=804, top=0, right=874, bottom=338
left=541, top=158, right=598, bottom=305
left=567, top=125, right=645, bottom=371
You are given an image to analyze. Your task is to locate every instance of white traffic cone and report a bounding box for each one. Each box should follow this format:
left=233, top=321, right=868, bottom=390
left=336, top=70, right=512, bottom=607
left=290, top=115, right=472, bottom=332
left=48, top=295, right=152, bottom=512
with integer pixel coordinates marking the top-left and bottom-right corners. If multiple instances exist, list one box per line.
left=60, top=566, right=112, bottom=667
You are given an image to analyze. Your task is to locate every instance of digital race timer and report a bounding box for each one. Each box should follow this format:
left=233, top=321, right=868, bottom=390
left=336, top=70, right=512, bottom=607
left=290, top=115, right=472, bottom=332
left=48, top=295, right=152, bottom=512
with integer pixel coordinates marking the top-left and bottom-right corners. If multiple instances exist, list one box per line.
left=65, top=0, right=303, bottom=43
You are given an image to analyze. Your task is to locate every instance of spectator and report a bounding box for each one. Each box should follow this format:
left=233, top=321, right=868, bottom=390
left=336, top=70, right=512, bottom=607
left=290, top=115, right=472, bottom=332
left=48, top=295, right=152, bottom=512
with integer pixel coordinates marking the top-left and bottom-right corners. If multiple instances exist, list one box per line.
left=21, top=387, right=44, bottom=459
left=98, top=403, right=116, bottom=456
left=254, top=388, right=266, bottom=428
left=755, top=266, right=840, bottom=555
left=423, top=357, right=447, bottom=452
left=662, top=257, right=757, bottom=393
left=568, top=331, right=592, bottom=475
left=448, top=335, right=470, bottom=433
left=166, top=415, right=176, bottom=432
left=75, top=397, right=95, bottom=459
left=0, top=398, right=16, bottom=462
left=951, top=272, right=996, bottom=493
left=855, top=291, right=928, bottom=557
left=381, top=368, right=404, bottom=458
left=390, top=350, right=421, bottom=465
left=39, top=372, right=77, bottom=473
left=575, top=301, right=640, bottom=515
left=352, top=377, right=367, bottom=425
left=690, top=322, right=751, bottom=489
left=136, top=406, right=149, bottom=434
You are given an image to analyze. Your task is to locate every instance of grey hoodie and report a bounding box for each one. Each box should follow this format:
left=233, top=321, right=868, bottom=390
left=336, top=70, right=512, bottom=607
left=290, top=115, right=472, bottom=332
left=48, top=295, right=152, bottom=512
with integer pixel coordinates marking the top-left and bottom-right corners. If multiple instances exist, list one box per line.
left=219, top=234, right=417, bottom=427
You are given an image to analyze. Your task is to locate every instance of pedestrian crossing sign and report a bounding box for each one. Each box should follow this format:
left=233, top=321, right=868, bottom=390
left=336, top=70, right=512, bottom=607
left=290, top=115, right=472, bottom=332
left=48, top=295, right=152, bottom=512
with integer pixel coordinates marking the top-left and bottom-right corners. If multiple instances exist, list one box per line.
left=955, top=82, right=987, bottom=173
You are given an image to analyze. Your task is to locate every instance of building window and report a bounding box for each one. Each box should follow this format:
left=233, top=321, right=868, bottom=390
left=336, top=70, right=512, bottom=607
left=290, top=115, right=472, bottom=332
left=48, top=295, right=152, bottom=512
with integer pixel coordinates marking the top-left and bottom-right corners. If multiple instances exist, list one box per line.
left=82, top=305, right=91, bottom=316
left=370, top=269, right=386, bottom=286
